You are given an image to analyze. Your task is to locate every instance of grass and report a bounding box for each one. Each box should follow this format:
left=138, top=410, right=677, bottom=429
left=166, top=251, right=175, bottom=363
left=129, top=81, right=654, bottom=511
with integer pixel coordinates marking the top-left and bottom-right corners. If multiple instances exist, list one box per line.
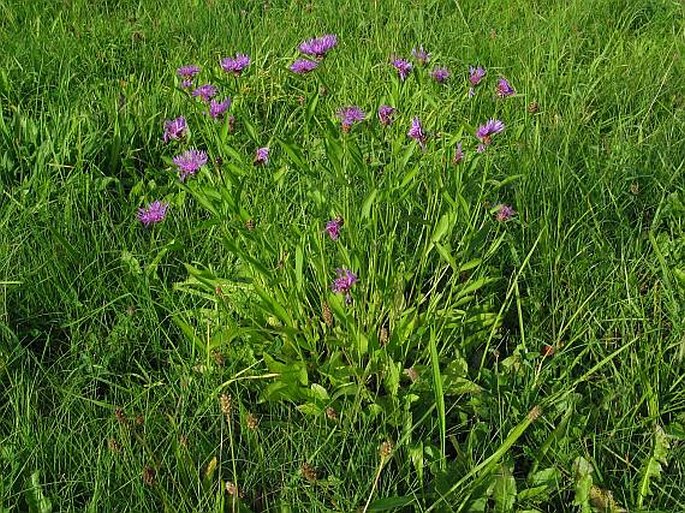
left=1, top=0, right=684, bottom=511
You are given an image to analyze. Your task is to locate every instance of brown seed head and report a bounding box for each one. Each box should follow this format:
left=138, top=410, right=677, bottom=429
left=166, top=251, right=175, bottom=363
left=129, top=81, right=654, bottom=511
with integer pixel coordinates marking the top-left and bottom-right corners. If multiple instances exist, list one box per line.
left=379, top=326, right=389, bottom=346
left=245, top=219, right=256, bottom=231
left=212, top=350, right=226, bottom=367
left=220, top=394, right=233, bottom=418
left=225, top=481, right=242, bottom=497
left=246, top=412, right=259, bottom=431
left=322, top=302, right=333, bottom=327
left=325, top=406, right=338, bottom=421
left=527, top=101, right=540, bottom=114
left=142, top=466, right=156, bottom=486
left=379, top=440, right=394, bottom=460
left=528, top=405, right=542, bottom=422
left=107, top=438, right=121, bottom=453
left=403, top=367, right=419, bottom=383
left=114, top=408, right=128, bottom=425
left=301, top=462, right=318, bottom=483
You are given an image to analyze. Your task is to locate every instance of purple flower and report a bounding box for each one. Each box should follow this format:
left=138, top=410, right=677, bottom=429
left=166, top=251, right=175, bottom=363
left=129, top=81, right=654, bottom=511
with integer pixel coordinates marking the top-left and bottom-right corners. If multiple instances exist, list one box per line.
left=411, top=46, right=430, bottom=65
left=431, top=67, right=450, bottom=84
left=331, top=268, right=358, bottom=304
left=137, top=200, right=168, bottom=226
left=290, top=59, right=319, bottom=74
left=254, top=147, right=269, bottom=165
left=391, top=58, right=413, bottom=81
left=469, top=66, right=486, bottom=86
left=496, top=204, right=516, bottom=222
left=453, top=142, right=464, bottom=164
left=163, top=116, right=188, bottom=143
left=298, top=34, right=338, bottom=59
left=192, top=84, right=217, bottom=102
left=177, top=65, right=201, bottom=86
left=496, top=77, right=515, bottom=97
left=220, top=53, right=250, bottom=75
left=209, top=98, right=231, bottom=119
left=378, top=105, right=395, bottom=126
left=476, top=119, right=505, bottom=146
left=173, top=149, right=208, bottom=181
left=476, top=143, right=486, bottom=153
left=407, top=117, right=427, bottom=149
left=336, top=106, right=366, bottom=132
left=325, top=217, right=343, bottom=240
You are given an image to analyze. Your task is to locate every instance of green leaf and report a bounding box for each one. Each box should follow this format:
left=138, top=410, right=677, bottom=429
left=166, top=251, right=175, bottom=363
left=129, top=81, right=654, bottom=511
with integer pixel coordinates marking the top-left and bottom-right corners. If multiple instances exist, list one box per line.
left=361, top=188, right=378, bottom=220
left=25, top=471, right=52, bottom=513
left=637, top=425, right=670, bottom=508
left=572, top=456, right=594, bottom=513
left=492, top=465, right=517, bottom=513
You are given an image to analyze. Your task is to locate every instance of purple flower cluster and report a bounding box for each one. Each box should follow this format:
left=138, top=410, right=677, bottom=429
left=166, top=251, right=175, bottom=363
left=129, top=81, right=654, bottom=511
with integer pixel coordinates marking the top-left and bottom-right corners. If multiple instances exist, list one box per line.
left=290, top=59, right=319, bottom=74
left=209, top=98, right=231, bottom=119
left=177, top=65, right=201, bottom=89
left=431, top=67, right=450, bottom=84
left=496, top=77, right=515, bottom=97
left=163, top=117, right=188, bottom=143
left=411, top=46, right=430, bottom=65
left=325, top=217, right=343, bottom=240
left=254, top=147, right=270, bottom=165
left=192, top=84, right=217, bottom=102
left=469, top=66, right=486, bottom=86
left=220, top=54, right=251, bottom=76
left=407, top=117, right=427, bottom=149
left=453, top=142, right=464, bottom=164
left=378, top=105, right=395, bottom=126
left=173, top=149, right=208, bottom=181
left=391, top=58, right=413, bottom=81
left=496, top=204, right=516, bottom=222
left=476, top=119, right=505, bottom=152
left=336, top=106, right=366, bottom=132
left=137, top=200, right=169, bottom=226
left=299, top=34, right=338, bottom=59
left=331, top=268, right=358, bottom=304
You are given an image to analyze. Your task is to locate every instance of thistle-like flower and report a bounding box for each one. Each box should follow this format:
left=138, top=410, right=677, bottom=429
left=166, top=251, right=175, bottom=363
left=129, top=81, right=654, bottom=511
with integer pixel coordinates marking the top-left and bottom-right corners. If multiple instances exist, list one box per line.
left=173, top=149, right=208, bottom=181
left=177, top=65, right=200, bottom=88
left=469, top=66, right=486, bottom=86
left=407, top=116, right=427, bottom=149
left=377, top=105, right=395, bottom=126
left=192, top=84, right=217, bottom=102
left=496, top=77, right=515, bottom=97
left=331, top=268, right=358, bottom=304
left=298, top=34, right=338, bottom=59
left=162, top=116, right=188, bottom=142
left=290, top=59, right=319, bottom=74
left=391, top=58, right=413, bottom=81
left=336, top=106, right=366, bottom=132
left=209, top=98, right=231, bottom=119
left=220, top=53, right=250, bottom=75
left=325, top=217, right=343, bottom=240
left=411, top=46, right=430, bottom=65
left=495, top=204, right=516, bottom=222
left=431, top=67, right=450, bottom=84
left=254, top=147, right=269, bottom=165
left=475, top=119, right=505, bottom=147
left=137, top=201, right=168, bottom=226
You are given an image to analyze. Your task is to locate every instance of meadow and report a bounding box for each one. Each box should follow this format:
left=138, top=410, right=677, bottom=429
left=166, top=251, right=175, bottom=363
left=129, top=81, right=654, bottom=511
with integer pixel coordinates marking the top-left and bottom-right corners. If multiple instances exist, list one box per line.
left=1, top=0, right=684, bottom=511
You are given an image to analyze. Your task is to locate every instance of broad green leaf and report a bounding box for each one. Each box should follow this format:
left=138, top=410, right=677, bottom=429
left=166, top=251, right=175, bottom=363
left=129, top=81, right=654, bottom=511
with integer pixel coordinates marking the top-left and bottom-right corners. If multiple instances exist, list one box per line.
left=492, top=464, right=517, bottom=513
left=637, top=425, right=670, bottom=508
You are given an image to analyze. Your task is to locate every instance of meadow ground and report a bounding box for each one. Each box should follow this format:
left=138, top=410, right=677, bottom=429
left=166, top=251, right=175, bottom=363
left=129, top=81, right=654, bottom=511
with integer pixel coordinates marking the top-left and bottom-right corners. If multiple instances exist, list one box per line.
left=1, top=0, right=684, bottom=511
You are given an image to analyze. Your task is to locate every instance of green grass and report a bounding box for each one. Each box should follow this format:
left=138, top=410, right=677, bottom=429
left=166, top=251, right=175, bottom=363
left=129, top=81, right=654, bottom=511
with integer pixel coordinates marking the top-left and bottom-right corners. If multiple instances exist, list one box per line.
left=1, top=0, right=684, bottom=511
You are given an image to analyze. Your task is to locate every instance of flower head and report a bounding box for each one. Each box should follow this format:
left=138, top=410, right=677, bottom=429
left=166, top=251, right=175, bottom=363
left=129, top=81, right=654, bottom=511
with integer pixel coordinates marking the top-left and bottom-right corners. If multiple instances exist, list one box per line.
left=209, top=98, right=231, bottom=119
left=431, top=67, right=450, bottom=84
left=496, top=204, right=516, bottom=222
left=163, top=116, right=188, bottom=143
left=220, top=53, right=250, bottom=75
left=407, top=116, right=427, bottom=149
left=173, top=149, right=208, bottom=181
left=290, top=59, right=319, bottom=74
left=325, top=217, right=344, bottom=240
left=378, top=105, right=395, bottom=126
left=177, top=65, right=201, bottom=84
left=336, top=106, right=366, bottom=132
left=411, top=46, right=430, bottom=65
left=332, top=268, right=358, bottom=304
left=453, top=142, right=464, bottom=164
left=137, top=200, right=168, bottom=226
left=496, top=77, right=515, bottom=97
left=254, top=147, right=269, bottom=165
left=192, top=84, right=217, bottom=102
left=391, top=58, right=413, bottom=81
left=469, top=66, right=486, bottom=86
left=298, top=34, right=338, bottom=59
left=476, top=119, right=505, bottom=146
